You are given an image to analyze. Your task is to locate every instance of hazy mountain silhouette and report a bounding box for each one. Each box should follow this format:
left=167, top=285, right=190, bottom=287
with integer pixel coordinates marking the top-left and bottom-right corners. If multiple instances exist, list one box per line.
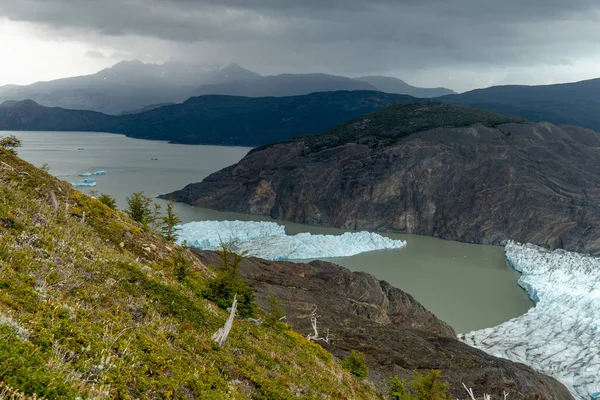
left=0, top=60, right=261, bottom=115
left=355, top=75, right=457, bottom=97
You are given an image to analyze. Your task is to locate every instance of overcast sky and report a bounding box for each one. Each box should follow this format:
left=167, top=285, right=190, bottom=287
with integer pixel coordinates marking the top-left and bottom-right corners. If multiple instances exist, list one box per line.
left=1, top=0, right=599, bottom=92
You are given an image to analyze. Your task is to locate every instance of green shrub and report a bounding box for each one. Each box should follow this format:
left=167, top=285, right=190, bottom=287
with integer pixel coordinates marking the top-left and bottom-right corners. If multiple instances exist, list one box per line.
left=0, top=135, right=21, bottom=155
left=215, top=240, right=247, bottom=280
left=160, top=200, right=181, bottom=242
left=389, top=376, right=410, bottom=400
left=341, top=350, right=368, bottom=380
left=388, top=370, right=451, bottom=400
left=98, top=193, right=117, bottom=209
left=202, top=275, right=256, bottom=318
left=263, top=291, right=285, bottom=330
left=124, top=191, right=153, bottom=228
left=0, top=326, right=75, bottom=399
left=170, top=245, right=190, bottom=282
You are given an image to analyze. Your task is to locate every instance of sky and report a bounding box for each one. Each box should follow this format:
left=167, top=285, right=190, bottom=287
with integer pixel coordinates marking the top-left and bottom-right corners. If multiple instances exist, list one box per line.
left=1, top=0, right=600, bottom=92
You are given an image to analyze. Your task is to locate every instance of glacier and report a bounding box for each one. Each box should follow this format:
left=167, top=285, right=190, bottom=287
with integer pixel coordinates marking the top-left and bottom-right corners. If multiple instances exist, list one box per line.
left=461, top=241, right=600, bottom=399
left=177, top=220, right=406, bottom=260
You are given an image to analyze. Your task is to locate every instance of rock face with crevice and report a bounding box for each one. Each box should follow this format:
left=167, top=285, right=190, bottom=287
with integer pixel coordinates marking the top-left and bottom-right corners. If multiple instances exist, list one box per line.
left=192, top=250, right=573, bottom=399
left=166, top=103, right=600, bottom=255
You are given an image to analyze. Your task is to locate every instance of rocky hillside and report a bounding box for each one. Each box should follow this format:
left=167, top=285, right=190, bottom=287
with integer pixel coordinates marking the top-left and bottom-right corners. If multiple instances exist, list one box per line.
left=0, top=148, right=378, bottom=399
left=165, top=102, right=600, bottom=255
left=192, top=250, right=572, bottom=399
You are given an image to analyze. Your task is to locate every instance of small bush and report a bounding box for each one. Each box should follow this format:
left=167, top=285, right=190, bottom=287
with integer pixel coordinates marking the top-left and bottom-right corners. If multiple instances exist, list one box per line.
left=202, top=275, right=256, bottom=318
left=172, top=246, right=190, bottom=282
left=215, top=240, right=247, bottom=280
left=389, top=376, right=410, bottom=400
left=263, top=291, right=285, bottom=330
left=341, top=350, right=368, bottom=380
left=124, top=191, right=153, bottom=228
left=98, top=193, right=117, bottom=209
left=0, top=135, right=22, bottom=155
left=388, top=370, right=451, bottom=400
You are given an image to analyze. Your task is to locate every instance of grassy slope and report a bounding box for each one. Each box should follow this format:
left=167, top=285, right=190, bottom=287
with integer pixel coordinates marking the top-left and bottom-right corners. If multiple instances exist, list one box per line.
left=0, top=149, right=377, bottom=399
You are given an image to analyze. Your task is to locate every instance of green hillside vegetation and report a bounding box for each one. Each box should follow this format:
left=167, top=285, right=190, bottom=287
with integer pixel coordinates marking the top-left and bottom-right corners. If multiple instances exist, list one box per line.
left=0, top=91, right=418, bottom=146
left=0, top=148, right=378, bottom=399
left=273, top=102, right=527, bottom=152
left=439, top=78, right=600, bottom=133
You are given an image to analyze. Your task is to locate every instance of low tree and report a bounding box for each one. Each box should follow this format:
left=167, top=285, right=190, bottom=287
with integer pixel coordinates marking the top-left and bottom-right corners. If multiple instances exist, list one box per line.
left=173, top=245, right=190, bottom=282
left=216, top=240, right=246, bottom=280
left=202, top=240, right=256, bottom=318
left=160, top=200, right=181, bottom=242
left=98, top=193, right=117, bottom=209
left=124, top=191, right=153, bottom=228
left=263, top=291, right=286, bottom=329
left=150, top=203, right=162, bottom=230
left=0, top=135, right=21, bottom=155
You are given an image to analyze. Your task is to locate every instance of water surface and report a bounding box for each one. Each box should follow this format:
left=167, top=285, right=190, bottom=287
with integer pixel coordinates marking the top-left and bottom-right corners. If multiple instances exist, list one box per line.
left=9, top=130, right=532, bottom=333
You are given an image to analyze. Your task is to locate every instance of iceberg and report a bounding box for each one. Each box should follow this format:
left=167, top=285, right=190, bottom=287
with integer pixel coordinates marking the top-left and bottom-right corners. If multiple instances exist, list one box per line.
left=177, top=220, right=406, bottom=260
left=71, top=181, right=97, bottom=187
left=460, top=241, right=600, bottom=399
left=78, top=172, right=92, bottom=177
left=93, top=170, right=106, bottom=175
left=83, top=178, right=96, bottom=183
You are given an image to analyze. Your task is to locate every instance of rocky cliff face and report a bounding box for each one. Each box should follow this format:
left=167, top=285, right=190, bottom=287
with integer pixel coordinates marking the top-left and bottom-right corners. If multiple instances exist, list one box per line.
left=192, top=250, right=573, bottom=399
left=166, top=103, right=600, bottom=255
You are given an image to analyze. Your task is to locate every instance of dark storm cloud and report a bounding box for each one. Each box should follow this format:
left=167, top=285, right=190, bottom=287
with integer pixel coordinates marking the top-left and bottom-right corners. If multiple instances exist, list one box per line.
left=85, top=50, right=105, bottom=59
left=2, top=0, right=599, bottom=80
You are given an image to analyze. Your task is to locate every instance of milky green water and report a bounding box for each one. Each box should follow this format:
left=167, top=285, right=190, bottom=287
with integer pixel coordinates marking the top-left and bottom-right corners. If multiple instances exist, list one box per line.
left=8, top=130, right=532, bottom=333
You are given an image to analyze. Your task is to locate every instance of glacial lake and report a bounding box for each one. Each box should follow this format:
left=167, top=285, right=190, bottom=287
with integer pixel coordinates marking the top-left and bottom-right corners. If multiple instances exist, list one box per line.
left=8, top=130, right=532, bottom=333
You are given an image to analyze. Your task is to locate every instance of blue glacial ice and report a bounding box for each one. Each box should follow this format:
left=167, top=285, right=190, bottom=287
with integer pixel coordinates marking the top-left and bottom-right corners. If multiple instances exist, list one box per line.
left=93, top=170, right=106, bottom=175
left=78, top=172, right=93, bottom=177
left=177, top=220, right=406, bottom=260
left=460, top=241, right=600, bottom=399
left=71, top=181, right=97, bottom=187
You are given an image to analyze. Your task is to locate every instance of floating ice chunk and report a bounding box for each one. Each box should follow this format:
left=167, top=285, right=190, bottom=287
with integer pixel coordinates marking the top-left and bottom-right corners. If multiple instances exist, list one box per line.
left=177, top=220, right=406, bottom=260
left=461, top=241, right=600, bottom=400
left=93, top=170, right=106, bottom=175
left=83, top=178, right=96, bottom=183
left=71, top=181, right=97, bottom=187
left=78, top=172, right=92, bottom=177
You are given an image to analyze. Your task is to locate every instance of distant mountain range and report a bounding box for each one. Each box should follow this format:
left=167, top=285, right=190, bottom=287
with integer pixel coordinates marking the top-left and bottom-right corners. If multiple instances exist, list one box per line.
left=191, top=73, right=378, bottom=97
left=0, top=61, right=260, bottom=114
left=0, top=91, right=420, bottom=146
left=2, top=65, right=600, bottom=143
left=355, top=76, right=456, bottom=98
left=441, top=78, right=600, bottom=132
left=0, top=60, right=455, bottom=114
